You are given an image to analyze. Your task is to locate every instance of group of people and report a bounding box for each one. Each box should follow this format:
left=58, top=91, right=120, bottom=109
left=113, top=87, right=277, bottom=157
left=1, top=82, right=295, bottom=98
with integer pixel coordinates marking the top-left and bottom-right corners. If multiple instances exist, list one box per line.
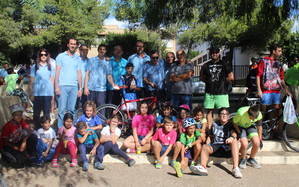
left=0, top=39, right=292, bottom=179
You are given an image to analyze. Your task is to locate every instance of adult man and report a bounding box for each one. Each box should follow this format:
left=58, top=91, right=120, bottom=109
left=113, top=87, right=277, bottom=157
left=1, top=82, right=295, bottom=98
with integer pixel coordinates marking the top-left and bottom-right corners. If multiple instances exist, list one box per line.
left=84, top=45, right=118, bottom=107
left=143, top=51, right=165, bottom=100
left=169, top=50, right=194, bottom=109
left=55, top=38, right=82, bottom=127
left=256, top=44, right=290, bottom=114
left=107, top=45, right=127, bottom=105
left=164, top=52, right=176, bottom=101
left=200, top=47, right=234, bottom=125
left=76, top=44, right=89, bottom=108
left=128, top=41, right=150, bottom=97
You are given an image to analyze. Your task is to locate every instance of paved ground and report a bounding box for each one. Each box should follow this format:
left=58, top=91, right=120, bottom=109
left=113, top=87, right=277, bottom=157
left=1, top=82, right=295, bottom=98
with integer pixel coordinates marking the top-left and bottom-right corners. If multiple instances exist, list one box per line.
left=1, top=163, right=299, bottom=187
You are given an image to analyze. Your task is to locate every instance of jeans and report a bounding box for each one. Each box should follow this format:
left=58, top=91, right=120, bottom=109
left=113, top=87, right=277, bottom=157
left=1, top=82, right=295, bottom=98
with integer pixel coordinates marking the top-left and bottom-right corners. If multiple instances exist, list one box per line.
left=78, top=144, right=94, bottom=163
left=35, top=139, right=55, bottom=163
left=96, top=141, right=130, bottom=163
left=88, top=91, right=106, bottom=107
left=58, top=86, right=78, bottom=128
left=171, top=94, right=192, bottom=110
left=33, top=96, right=52, bottom=129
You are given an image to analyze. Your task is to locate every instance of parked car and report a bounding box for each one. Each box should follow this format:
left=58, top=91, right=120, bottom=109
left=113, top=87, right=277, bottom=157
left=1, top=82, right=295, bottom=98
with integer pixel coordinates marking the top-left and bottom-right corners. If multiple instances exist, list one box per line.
left=192, top=76, right=205, bottom=95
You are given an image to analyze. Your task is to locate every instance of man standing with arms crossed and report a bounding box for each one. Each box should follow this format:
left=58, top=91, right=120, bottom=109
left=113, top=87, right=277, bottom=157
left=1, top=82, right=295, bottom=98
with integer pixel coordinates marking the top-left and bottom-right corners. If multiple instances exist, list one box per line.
left=55, top=38, right=82, bottom=127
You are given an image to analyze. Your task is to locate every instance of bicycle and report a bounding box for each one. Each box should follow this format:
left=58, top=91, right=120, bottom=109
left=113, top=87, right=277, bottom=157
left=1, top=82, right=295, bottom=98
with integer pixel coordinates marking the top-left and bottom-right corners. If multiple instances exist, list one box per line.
left=230, top=98, right=299, bottom=152
left=96, top=95, right=158, bottom=137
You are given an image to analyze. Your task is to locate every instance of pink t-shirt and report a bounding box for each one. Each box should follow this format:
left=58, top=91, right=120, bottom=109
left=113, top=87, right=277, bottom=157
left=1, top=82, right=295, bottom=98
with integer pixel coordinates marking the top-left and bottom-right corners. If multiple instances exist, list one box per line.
left=132, top=114, right=155, bottom=136
left=58, top=126, right=76, bottom=144
left=152, top=128, right=177, bottom=145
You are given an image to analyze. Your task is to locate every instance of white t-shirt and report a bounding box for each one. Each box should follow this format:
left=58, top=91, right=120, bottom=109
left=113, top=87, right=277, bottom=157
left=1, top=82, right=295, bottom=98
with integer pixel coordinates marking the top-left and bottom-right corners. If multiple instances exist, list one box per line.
left=101, top=126, right=121, bottom=137
left=37, top=127, right=57, bottom=147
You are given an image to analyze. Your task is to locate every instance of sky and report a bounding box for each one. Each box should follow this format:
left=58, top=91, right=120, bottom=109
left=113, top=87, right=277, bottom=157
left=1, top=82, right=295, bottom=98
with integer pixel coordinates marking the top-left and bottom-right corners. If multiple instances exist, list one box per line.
left=104, top=15, right=128, bottom=28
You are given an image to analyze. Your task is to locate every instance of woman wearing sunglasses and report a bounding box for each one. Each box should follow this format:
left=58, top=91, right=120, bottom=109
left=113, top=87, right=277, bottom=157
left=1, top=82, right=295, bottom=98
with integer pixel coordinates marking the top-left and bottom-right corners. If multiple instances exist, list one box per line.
left=30, top=49, right=55, bottom=129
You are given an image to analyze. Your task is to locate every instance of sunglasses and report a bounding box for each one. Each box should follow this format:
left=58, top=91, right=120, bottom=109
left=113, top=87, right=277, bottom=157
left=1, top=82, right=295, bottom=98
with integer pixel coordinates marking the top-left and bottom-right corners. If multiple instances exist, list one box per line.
left=220, top=113, right=229, bottom=116
left=152, top=56, right=159, bottom=60
left=136, top=45, right=144, bottom=48
left=40, top=53, right=48, bottom=57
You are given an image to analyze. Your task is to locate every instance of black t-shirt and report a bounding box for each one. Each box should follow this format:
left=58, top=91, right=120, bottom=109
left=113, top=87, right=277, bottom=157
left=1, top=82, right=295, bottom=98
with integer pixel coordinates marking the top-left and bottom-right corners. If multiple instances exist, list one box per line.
left=201, top=60, right=232, bottom=94
left=210, top=121, right=233, bottom=144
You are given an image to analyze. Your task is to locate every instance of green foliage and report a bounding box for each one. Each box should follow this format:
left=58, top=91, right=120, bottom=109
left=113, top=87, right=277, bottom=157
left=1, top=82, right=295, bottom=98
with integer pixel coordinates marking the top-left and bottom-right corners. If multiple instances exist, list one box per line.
left=0, top=0, right=111, bottom=64
left=102, top=30, right=166, bottom=59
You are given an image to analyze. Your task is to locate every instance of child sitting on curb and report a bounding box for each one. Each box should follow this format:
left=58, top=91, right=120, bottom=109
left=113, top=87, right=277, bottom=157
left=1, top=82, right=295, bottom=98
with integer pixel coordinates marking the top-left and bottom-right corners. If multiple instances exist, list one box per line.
left=77, top=121, right=100, bottom=171
left=95, top=115, right=136, bottom=170
left=151, top=117, right=177, bottom=169
left=190, top=108, right=242, bottom=178
left=172, top=118, right=202, bottom=177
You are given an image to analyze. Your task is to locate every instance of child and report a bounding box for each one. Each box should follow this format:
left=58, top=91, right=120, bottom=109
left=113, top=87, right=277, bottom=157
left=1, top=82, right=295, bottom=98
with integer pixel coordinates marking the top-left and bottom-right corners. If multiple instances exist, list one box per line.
left=156, top=103, right=177, bottom=128
left=172, top=118, right=202, bottom=177
left=95, top=115, right=136, bottom=170
left=36, top=116, right=57, bottom=164
left=233, top=105, right=263, bottom=169
left=151, top=117, right=177, bottom=169
left=119, top=62, right=141, bottom=111
left=0, top=103, right=38, bottom=168
left=77, top=121, right=100, bottom=171
left=51, top=113, right=78, bottom=167
left=77, top=101, right=103, bottom=134
left=176, top=104, right=190, bottom=134
left=4, top=68, right=19, bottom=94
left=190, top=108, right=242, bottom=178
left=123, top=102, right=155, bottom=153
left=193, top=106, right=207, bottom=142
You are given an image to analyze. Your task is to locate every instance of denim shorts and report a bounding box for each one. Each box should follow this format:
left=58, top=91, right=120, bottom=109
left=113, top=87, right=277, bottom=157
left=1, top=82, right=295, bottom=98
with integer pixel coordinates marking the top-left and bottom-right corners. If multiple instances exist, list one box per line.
left=261, top=93, right=281, bottom=105
left=161, top=145, right=171, bottom=156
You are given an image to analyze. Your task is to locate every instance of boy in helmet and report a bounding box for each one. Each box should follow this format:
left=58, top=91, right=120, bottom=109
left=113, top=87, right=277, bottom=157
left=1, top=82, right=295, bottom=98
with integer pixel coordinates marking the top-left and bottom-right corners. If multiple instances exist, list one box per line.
left=172, top=117, right=202, bottom=177
left=190, top=108, right=242, bottom=178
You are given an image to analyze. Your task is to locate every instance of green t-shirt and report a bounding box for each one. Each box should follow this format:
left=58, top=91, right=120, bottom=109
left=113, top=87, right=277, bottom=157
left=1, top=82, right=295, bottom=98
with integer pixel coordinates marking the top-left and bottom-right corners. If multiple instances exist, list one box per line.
left=5, top=74, right=18, bottom=93
left=179, top=130, right=201, bottom=146
left=233, top=106, right=263, bottom=128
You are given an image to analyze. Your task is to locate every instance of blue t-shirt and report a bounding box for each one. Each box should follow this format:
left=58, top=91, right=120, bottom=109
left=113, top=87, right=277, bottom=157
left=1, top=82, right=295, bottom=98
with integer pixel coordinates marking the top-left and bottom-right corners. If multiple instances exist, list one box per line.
left=143, top=60, right=165, bottom=91
left=156, top=115, right=177, bottom=123
left=30, top=64, right=55, bottom=96
left=56, top=52, right=81, bottom=86
left=128, top=53, right=150, bottom=87
left=76, top=114, right=103, bottom=127
left=108, top=57, right=127, bottom=91
left=0, top=68, right=8, bottom=78
left=78, top=57, right=89, bottom=88
left=87, top=57, right=112, bottom=92
left=77, top=129, right=98, bottom=145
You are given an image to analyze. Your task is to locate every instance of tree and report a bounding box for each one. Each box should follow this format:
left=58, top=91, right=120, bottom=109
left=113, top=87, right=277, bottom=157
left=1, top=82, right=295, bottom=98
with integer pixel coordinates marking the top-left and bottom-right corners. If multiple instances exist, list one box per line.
left=0, top=0, right=111, bottom=64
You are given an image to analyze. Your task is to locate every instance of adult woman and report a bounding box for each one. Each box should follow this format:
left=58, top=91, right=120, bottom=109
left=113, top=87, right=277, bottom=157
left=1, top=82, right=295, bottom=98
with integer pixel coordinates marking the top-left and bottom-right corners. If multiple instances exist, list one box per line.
left=30, top=49, right=55, bottom=129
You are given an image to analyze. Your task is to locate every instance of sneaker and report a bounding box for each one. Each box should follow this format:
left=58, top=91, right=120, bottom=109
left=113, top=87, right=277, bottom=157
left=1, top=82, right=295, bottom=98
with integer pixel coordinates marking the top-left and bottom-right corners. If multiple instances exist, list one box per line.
left=155, top=161, right=162, bottom=169
left=247, top=158, right=261, bottom=169
left=189, top=165, right=208, bottom=176
left=70, top=159, right=78, bottom=167
left=173, top=161, right=183, bottom=178
left=232, top=167, right=243, bottom=178
left=51, top=159, right=60, bottom=168
left=94, top=162, right=105, bottom=170
left=239, top=158, right=247, bottom=169
left=126, top=148, right=136, bottom=153
left=82, top=162, right=89, bottom=172
left=169, top=160, right=175, bottom=168
left=127, top=159, right=136, bottom=167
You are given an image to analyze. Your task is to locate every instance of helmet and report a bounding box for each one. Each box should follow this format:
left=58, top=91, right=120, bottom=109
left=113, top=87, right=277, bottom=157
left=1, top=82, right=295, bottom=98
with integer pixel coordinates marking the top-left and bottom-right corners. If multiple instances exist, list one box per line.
left=183, top=117, right=196, bottom=128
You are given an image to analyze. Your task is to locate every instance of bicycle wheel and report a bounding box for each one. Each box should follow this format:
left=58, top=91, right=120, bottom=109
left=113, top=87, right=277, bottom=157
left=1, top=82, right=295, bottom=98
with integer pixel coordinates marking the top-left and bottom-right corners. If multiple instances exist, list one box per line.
left=96, top=104, right=127, bottom=132
left=282, top=122, right=299, bottom=152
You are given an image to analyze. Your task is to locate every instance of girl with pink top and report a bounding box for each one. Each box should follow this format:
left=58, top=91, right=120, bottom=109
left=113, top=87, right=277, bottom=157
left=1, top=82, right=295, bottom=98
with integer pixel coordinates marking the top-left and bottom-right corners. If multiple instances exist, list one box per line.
left=52, top=113, right=78, bottom=167
left=123, top=102, right=155, bottom=153
left=151, top=117, right=177, bottom=169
